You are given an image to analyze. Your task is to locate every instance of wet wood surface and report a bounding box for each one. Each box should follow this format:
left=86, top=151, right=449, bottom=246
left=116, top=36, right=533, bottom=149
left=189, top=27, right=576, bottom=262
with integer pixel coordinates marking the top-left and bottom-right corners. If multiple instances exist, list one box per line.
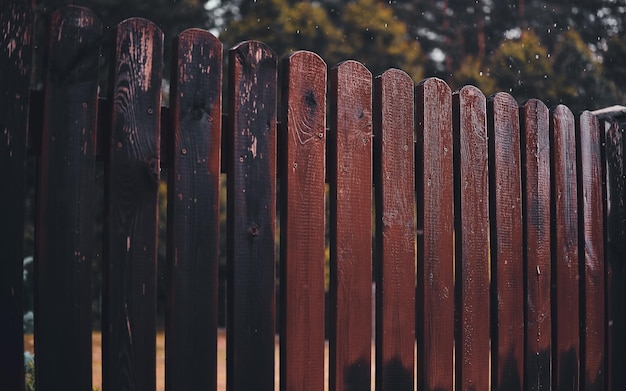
left=328, top=60, right=373, bottom=391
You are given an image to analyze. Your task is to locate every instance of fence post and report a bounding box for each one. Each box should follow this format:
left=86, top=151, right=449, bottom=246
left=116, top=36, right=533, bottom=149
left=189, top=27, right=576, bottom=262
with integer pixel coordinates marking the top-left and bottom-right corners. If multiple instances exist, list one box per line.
left=103, top=17, right=163, bottom=391
left=0, top=1, right=32, bottom=390
left=34, top=5, right=101, bottom=390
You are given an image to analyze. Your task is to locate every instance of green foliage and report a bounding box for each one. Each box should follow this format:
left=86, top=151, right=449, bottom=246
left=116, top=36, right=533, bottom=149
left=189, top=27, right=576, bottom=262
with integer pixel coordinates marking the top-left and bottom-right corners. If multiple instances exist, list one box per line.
left=25, top=356, right=35, bottom=391
left=489, top=31, right=554, bottom=103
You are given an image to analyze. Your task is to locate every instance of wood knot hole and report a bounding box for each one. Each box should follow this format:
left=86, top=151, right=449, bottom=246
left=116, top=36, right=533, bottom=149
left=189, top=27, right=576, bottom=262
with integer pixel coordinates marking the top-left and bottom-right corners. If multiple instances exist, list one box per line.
left=248, top=223, right=260, bottom=237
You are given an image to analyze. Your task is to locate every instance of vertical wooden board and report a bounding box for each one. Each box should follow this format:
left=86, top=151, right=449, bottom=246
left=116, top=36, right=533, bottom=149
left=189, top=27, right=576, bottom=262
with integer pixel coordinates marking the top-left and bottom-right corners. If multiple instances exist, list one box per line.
left=279, top=50, right=327, bottom=391
left=603, top=119, right=626, bottom=391
left=520, top=99, right=552, bottom=391
left=488, top=92, right=524, bottom=391
left=550, top=105, right=580, bottom=390
left=103, top=18, right=162, bottom=391
left=452, top=86, right=490, bottom=391
left=328, top=60, right=373, bottom=391
left=227, top=40, right=277, bottom=391
left=34, top=6, right=101, bottom=390
left=415, top=77, right=454, bottom=391
left=576, top=112, right=605, bottom=391
left=373, top=69, right=415, bottom=391
left=0, top=1, right=31, bottom=389
left=166, top=29, right=222, bottom=391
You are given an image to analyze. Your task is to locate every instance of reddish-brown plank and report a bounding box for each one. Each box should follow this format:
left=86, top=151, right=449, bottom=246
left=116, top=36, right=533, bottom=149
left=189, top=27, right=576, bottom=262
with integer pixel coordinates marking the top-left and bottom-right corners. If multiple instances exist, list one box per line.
left=0, top=1, right=32, bottom=389
left=488, top=92, right=525, bottom=391
left=452, top=85, right=490, bottom=391
left=550, top=105, right=580, bottom=390
left=34, top=6, right=101, bottom=390
left=576, top=111, right=605, bottom=391
left=373, top=69, right=416, bottom=391
left=520, top=99, right=552, bottom=390
left=166, top=28, right=222, bottom=391
left=227, top=41, right=277, bottom=391
left=603, top=118, right=626, bottom=391
left=415, top=77, right=454, bottom=391
left=328, top=60, right=373, bottom=391
left=279, top=50, right=327, bottom=391
left=103, top=18, right=163, bottom=391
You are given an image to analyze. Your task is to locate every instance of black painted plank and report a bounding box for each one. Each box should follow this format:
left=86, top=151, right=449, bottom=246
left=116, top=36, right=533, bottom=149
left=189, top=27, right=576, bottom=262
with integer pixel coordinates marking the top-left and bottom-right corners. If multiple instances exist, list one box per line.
left=0, top=1, right=32, bottom=390
left=35, top=6, right=101, bottom=390
left=103, top=17, right=163, bottom=391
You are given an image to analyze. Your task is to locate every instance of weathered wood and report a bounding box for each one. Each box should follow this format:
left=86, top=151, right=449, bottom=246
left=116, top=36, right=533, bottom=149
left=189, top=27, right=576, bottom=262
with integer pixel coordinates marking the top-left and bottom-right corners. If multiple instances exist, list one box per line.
left=0, top=1, right=32, bottom=389
left=166, top=28, right=222, bottom=391
left=279, top=50, right=327, bottom=391
left=103, top=18, right=163, bottom=391
left=34, top=6, right=100, bottom=390
left=415, top=77, right=454, bottom=391
left=550, top=105, right=580, bottom=390
left=227, top=40, right=277, bottom=391
left=603, top=118, right=626, bottom=391
left=328, top=60, right=373, bottom=391
left=576, top=111, right=605, bottom=391
left=373, top=69, right=415, bottom=391
left=452, top=85, right=490, bottom=391
left=520, top=99, right=552, bottom=391
left=488, top=92, right=524, bottom=391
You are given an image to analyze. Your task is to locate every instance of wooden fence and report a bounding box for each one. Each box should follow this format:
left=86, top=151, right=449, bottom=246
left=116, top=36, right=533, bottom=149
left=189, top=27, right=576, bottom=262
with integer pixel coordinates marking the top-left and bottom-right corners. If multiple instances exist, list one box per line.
left=1, top=3, right=625, bottom=391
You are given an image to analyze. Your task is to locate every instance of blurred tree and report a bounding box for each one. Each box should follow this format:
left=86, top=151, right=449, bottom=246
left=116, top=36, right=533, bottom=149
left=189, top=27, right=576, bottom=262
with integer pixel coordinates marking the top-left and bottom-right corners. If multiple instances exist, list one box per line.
left=604, top=34, right=626, bottom=102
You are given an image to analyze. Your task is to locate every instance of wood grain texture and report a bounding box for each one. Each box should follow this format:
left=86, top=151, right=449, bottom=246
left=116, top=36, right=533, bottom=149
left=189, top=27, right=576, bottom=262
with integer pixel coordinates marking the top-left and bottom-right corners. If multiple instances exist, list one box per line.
left=34, top=6, right=101, bottom=390
left=328, top=60, right=373, bottom=391
left=373, top=69, right=415, bottom=391
left=520, top=99, right=552, bottom=391
left=279, top=50, right=327, bottom=391
left=452, top=85, right=490, bottom=391
left=488, top=92, right=524, bottom=391
left=166, top=28, right=222, bottom=391
left=415, top=77, right=454, bottom=391
left=576, top=111, right=605, bottom=391
left=603, top=119, right=626, bottom=391
left=227, top=40, right=277, bottom=391
left=103, top=17, right=163, bottom=391
left=550, top=105, right=580, bottom=391
left=0, top=1, right=32, bottom=389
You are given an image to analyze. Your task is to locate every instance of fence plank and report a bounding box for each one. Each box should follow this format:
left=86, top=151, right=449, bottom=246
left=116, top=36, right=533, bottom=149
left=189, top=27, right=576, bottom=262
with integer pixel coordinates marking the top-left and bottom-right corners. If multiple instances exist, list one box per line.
left=550, top=105, right=580, bottom=390
left=603, top=118, right=626, bottom=391
left=103, top=18, right=163, bottom=391
left=227, top=40, right=277, bottom=391
left=452, top=85, right=490, bottom=391
left=0, top=1, right=32, bottom=389
left=166, top=28, right=222, bottom=391
left=328, top=60, right=373, bottom=391
left=34, top=6, right=101, bottom=390
left=373, top=69, right=415, bottom=391
left=488, top=92, right=524, bottom=391
left=520, top=99, right=552, bottom=391
left=415, top=77, right=454, bottom=391
left=279, top=50, right=327, bottom=391
left=576, top=111, right=605, bottom=391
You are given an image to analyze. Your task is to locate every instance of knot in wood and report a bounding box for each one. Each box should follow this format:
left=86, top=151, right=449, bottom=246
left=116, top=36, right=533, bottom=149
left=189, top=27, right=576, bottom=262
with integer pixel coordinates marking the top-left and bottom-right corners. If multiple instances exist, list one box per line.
left=248, top=223, right=260, bottom=237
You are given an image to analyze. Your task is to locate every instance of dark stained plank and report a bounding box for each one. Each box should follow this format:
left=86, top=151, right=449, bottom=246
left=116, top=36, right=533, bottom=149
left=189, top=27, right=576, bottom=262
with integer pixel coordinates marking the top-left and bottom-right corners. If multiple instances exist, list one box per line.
left=415, top=77, right=454, bottom=391
left=0, top=1, right=32, bottom=389
left=33, top=6, right=101, bottom=390
left=279, top=50, right=327, bottom=391
left=576, top=111, right=605, bottom=391
left=550, top=105, right=580, bottom=391
left=226, top=40, right=277, bottom=391
left=452, top=85, right=490, bottom=391
left=520, top=99, right=552, bottom=391
left=488, top=92, right=524, bottom=391
left=373, top=69, right=415, bottom=391
left=328, top=60, right=373, bottom=391
left=103, top=18, right=163, bottom=391
left=603, top=118, right=626, bottom=391
left=166, top=28, right=222, bottom=391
